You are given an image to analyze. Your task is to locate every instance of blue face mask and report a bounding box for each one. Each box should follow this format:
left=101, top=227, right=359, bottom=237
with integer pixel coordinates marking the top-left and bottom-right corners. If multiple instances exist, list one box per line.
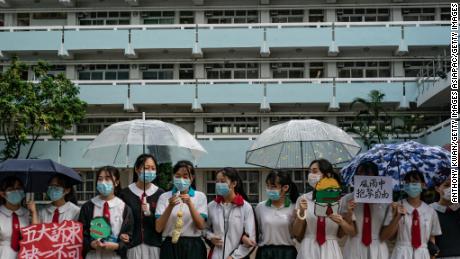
left=5, top=190, right=25, bottom=205
left=97, top=181, right=114, bottom=196
left=139, top=170, right=157, bottom=183
left=174, top=177, right=191, bottom=192
left=266, top=189, right=281, bottom=201
left=216, top=182, right=230, bottom=196
left=47, top=186, right=65, bottom=202
left=404, top=183, right=422, bottom=198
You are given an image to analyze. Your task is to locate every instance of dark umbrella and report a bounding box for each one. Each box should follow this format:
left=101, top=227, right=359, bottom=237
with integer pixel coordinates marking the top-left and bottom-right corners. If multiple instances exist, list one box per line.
left=0, top=159, right=82, bottom=192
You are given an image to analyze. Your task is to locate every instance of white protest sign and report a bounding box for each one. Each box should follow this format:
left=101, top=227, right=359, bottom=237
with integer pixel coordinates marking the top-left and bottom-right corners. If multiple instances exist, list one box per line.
left=354, top=175, right=393, bottom=204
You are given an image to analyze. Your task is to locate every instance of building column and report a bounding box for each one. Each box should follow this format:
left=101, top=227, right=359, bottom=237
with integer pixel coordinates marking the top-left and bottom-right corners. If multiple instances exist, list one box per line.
left=195, top=11, right=205, bottom=24
left=130, top=64, right=141, bottom=80
left=173, top=64, right=180, bottom=79
left=260, top=10, right=270, bottom=23
left=131, top=11, right=141, bottom=25
left=66, top=12, right=77, bottom=25
left=325, top=9, right=336, bottom=22
left=392, top=8, right=403, bottom=21
left=324, top=116, right=338, bottom=126
left=66, top=65, right=77, bottom=80
left=195, top=63, right=205, bottom=79
left=260, top=63, right=270, bottom=79
left=194, top=117, right=205, bottom=134
left=393, top=61, right=405, bottom=77
left=435, top=7, right=441, bottom=21
left=326, top=62, right=337, bottom=78
left=260, top=117, right=270, bottom=132
left=304, top=62, right=310, bottom=78
left=4, top=13, right=15, bottom=26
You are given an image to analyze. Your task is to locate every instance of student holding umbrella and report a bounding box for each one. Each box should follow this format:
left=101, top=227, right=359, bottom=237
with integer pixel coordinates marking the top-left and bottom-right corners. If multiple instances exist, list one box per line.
left=79, top=166, right=134, bottom=259
left=119, top=154, right=165, bottom=259
left=205, top=167, right=257, bottom=259
left=155, top=160, right=208, bottom=259
left=381, top=170, right=442, bottom=259
left=0, top=176, right=30, bottom=259
left=28, top=175, right=80, bottom=224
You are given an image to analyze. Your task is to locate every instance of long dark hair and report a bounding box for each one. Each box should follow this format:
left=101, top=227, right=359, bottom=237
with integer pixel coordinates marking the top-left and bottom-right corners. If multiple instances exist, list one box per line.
left=173, top=160, right=197, bottom=189
left=216, top=167, right=250, bottom=202
left=0, top=176, right=24, bottom=205
left=356, top=161, right=379, bottom=176
left=96, top=166, right=122, bottom=196
left=266, top=170, right=299, bottom=203
left=49, top=175, right=78, bottom=205
left=132, top=153, right=159, bottom=184
left=310, top=159, right=342, bottom=200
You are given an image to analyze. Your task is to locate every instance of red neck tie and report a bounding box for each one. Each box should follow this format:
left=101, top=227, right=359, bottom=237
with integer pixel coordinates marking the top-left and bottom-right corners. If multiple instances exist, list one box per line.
left=316, top=216, right=326, bottom=246
left=411, top=209, right=422, bottom=249
left=11, top=212, right=20, bottom=252
left=52, top=208, right=60, bottom=224
left=362, top=203, right=372, bottom=246
left=103, top=202, right=111, bottom=223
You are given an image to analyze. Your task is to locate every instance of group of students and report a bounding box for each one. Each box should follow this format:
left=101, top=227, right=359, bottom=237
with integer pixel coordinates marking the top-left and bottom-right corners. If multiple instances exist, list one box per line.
left=0, top=154, right=458, bottom=259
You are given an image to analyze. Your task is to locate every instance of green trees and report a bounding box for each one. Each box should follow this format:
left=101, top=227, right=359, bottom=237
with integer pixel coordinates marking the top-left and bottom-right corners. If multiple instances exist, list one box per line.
left=0, top=57, right=86, bottom=160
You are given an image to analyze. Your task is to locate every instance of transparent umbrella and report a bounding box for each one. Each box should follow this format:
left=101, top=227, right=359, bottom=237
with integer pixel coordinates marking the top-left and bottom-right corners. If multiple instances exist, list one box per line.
left=246, top=119, right=361, bottom=169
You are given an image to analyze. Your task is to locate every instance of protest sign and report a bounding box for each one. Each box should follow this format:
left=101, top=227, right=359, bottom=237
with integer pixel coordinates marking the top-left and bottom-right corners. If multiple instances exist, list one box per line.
left=354, top=175, right=393, bottom=203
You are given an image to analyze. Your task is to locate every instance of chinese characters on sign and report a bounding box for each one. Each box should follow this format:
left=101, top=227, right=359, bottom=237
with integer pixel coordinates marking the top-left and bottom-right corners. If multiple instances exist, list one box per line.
left=354, top=176, right=393, bottom=204
left=19, top=220, right=83, bottom=259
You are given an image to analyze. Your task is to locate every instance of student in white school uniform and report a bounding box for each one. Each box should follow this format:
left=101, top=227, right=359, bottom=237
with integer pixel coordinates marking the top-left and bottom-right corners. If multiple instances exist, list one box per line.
left=79, top=166, right=134, bottom=259
left=430, top=169, right=460, bottom=259
left=292, top=159, right=356, bottom=259
left=0, top=176, right=30, bottom=259
left=255, top=170, right=300, bottom=259
left=205, top=167, right=257, bottom=259
left=28, top=175, right=80, bottom=224
left=339, top=161, right=390, bottom=259
left=381, top=170, right=442, bottom=259
left=155, top=160, right=208, bottom=259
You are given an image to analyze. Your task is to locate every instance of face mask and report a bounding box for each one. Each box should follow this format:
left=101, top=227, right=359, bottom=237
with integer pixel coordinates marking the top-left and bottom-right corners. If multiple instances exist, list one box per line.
left=442, top=187, right=452, bottom=200
left=139, top=170, right=157, bottom=183
left=215, top=182, right=230, bottom=196
left=266, top=189, right=281, bottom=201
left=404, top=183, right=422, bottom=198
left=97, top=181, right=114, bottom=196
left=5, top=190, right=25, bottom=205
left=47, top=186, right=65, bottom=202
left=174, top=177, right=191, bottom=192
left=308, top=173, right=322, bottom=188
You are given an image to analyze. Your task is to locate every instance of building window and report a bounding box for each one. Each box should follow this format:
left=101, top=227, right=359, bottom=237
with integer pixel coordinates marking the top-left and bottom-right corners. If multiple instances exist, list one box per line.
left=32, top=65, right=66, bottom=80
left=78, top=64, right=130, bottom=80
left=403, top=60, right=450, bottom=77
left=205, top=117, right=260, bottom=134
left=337, top=61, right=391, bottom=78
left=17, top=13, right=30, bottom=26
left=270, top=10, right=304, bottom=23
left=205, top=10, right=258, bottom=24
left=0, top=13, right=5, bottom=26
left=271, top=62, right=305, bottom=79
left=32, top=12, right=67, bottom=20
left=402, top=8, right=435, bottom=21
left=141, top=11, right=175, bottom=24
left=440, top=7, right=450, bottom=21
left=336, top=8, right=390, bottom=22
left=205, top=170, right=260, bottom=205
left=78, top=12, right=130, bottom=26
left=308, top=9, right=324, bottom=22
left=140, top=64, right=174, bottom=80
left=179, top=11, right=194, bottom=24
left=206, top=63, right=259, bottom=79
left=179, top=64, right=194, bottom=79
left=75, top=170, right=97, bottom=202
left=309, top=62, right=324, bottom=78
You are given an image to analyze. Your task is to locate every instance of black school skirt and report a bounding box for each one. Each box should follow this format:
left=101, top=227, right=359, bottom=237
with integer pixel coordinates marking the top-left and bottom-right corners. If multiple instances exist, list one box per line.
left=255, top=245, right=298, bottom=259
left=160, top=236, right=207, bottom=259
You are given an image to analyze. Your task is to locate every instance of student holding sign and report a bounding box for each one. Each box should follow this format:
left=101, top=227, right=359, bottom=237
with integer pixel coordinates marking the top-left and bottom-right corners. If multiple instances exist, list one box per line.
left=430, top=170, right=460, bottom=258
left=28, top=175, right=80, bottom=224
left=155, top=160, right=208, bottom=259
left=79, top=166, right=134, bottom=259
left=119, top=154, right=165, bottom=259
left=205, top=167, right=256, bottom=259
left=339, top=161, right=391, bottom=259
left=255, top=170, right=299, bottom=259
left=381, top=170, right=442, bottom=259
left=0, top=176, right=30, bottom=259
left=292, top=159, right=356, bottom=259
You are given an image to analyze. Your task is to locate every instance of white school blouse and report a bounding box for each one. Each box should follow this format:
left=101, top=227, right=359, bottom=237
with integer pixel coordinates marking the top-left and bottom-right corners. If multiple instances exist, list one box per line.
left=39, top=201, right=80, bottom=223
left=0, top=205, right=30, bottom=259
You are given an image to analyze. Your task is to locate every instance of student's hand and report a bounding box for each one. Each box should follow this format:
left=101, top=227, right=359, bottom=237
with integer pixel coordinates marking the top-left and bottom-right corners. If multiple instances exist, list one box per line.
left=210, top=236, right=224, bottom=247
left=91, top=239, right=104, bottom=249
left=347, top=199, right=356, bottom=213
left=27, top=201, right=37, bottom=215
left=180, top=194, right=193, bottom=207
left=142, top=197, right=151, bottom=216
left=120, top=234, right=130, bottom=243
left=391, top=202, right=407, bottom=219
left=101, top=241, right=119, bottom=251
left=168, top=196, right=180, bottom=208
left=241, top=234, right=257, bottom=247
left=299, top=198, right=308, bottom=210
left=329, top=214, right=345, bottom=225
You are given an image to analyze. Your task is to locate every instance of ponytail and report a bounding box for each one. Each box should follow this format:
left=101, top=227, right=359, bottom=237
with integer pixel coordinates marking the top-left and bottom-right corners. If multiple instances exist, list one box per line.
left=266, top=170, right=300, bottom=203
left=217, top=167, right=250, bottom=202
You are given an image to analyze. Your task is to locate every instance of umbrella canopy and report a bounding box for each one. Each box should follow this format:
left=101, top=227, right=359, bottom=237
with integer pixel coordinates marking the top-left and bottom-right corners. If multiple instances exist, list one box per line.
left=340, top=141, right=451, bottom=188
left=0, top=159, right=82, bottom=193
left=246, top=119, right=361, bottom=168
left=83, top=119, right=207, bottom=166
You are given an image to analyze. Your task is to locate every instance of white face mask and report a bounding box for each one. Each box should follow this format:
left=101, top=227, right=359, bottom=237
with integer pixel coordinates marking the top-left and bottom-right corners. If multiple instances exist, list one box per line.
left=442, top=187, right=452, bottom=200
left=308, top=173, right=322, bottom=188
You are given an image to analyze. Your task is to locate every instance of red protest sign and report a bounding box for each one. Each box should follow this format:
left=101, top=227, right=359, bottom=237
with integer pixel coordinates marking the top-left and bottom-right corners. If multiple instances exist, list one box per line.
left=18, top=220, right=83, bottom=259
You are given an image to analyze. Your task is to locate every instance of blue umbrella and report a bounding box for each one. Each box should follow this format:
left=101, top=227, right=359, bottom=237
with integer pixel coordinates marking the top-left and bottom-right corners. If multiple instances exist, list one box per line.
left=0, top=159, right=82, bottom=192
left=341, top=141, right=451, bottom=189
